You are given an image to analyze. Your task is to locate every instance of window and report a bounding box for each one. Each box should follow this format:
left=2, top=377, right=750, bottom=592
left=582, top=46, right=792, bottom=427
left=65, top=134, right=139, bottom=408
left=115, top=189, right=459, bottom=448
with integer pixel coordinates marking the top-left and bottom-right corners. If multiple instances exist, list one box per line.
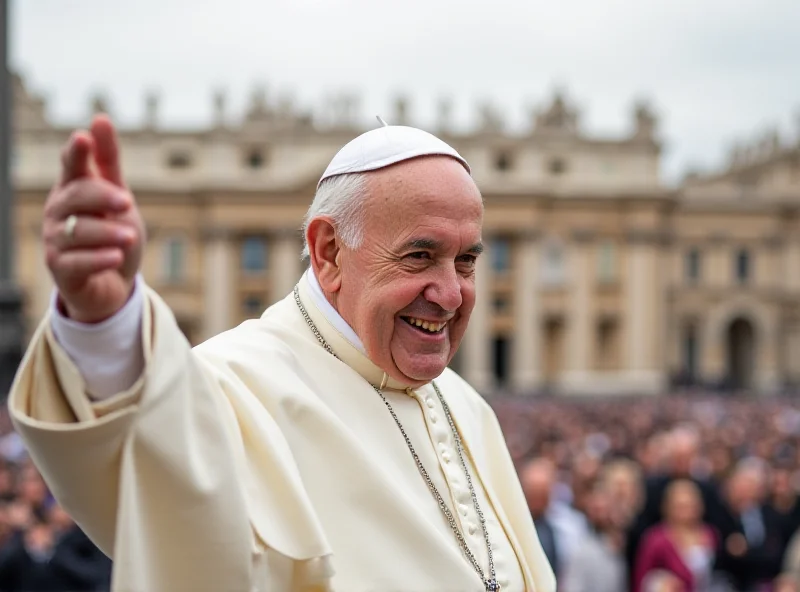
left=491, top=238, right=511, bottom=273
left=735, top=249, right=750, bottom=284
left=163, top=237, right=185, bottom=283
left=246, top=148, right=266, bottom=169
left=686, top=249, right=701, bottom=283
left=167, top=150, right=192, bottom=169
left=683, top=324, right=698, bottom=382
left=492, top=337, right=509, bottom=387
left=596, top=318, right=618, bottom=370
left=597, top=242, right=616, bottom=284
left=494, top=151, right=513, bottom=172
left=541, top=239, right=566, bottom=286
left=548, top=157, right=567, bottom=175
left=241, top=237, right=267, bottom=273
left=242, top=295, right=264, bottom=317
left=492, top=296, right=510, bottom=314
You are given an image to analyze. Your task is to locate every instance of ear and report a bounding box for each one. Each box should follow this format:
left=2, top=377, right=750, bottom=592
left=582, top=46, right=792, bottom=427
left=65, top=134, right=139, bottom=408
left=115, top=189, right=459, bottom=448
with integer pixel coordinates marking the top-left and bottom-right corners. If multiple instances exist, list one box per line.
left=307, top=217, right=342, bottom=293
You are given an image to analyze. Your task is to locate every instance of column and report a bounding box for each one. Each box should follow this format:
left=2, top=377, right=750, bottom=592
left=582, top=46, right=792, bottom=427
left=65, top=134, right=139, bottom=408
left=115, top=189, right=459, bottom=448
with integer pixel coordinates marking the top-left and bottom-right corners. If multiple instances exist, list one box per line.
left=562, top=232, right=593, bottom=390
left=756, top=312, right=781, bottom=395
left=203, top=228, right=235, bottom=340
left=700, top=315, right=725, bottom=387
left=707, top=234, right=728, bottom=290
left=784, top=233, right=800, bottom=294
left=624, top=231, right=665, bottom=393
left=461, top=241, right=492, bottom=393
left=271, top=231, right=302, bottom=302
left=785, top=322, right=800, bottom=386
left=511, top=232, right=542, bottom=393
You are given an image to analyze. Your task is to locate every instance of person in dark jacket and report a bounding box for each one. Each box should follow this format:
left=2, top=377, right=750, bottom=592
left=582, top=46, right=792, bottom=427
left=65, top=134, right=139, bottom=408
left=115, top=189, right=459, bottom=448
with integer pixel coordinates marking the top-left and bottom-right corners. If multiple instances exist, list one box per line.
left=711, top=459, right=785, bottom=591
left=0, top=515, right=61, bottom=591
left=0, top=504, right=112, bottom=592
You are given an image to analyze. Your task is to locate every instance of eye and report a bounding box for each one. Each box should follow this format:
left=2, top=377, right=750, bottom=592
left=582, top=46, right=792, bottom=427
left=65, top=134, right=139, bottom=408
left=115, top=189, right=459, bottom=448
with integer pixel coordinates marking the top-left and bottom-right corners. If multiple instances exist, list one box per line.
left=457, top=254, right=478, bottom=266
left=406, top=252, right=431, bottom=260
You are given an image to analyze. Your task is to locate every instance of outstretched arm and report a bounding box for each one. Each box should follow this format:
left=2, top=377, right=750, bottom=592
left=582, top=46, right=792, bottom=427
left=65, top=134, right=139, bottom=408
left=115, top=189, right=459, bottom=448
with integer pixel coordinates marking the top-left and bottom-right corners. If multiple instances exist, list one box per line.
left=7, top=117, right=255, bottom=591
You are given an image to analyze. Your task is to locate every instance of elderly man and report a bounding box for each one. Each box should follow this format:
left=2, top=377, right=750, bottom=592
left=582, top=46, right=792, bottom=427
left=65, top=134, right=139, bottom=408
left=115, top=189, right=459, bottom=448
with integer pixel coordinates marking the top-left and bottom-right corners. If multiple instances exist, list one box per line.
left=7, top=115, right=555, bottom=592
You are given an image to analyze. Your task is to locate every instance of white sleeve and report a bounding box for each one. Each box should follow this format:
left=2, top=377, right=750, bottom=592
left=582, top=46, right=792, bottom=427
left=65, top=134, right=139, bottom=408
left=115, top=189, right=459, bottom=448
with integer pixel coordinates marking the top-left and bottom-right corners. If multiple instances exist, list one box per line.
left=49, top=275, right=145, bottom=400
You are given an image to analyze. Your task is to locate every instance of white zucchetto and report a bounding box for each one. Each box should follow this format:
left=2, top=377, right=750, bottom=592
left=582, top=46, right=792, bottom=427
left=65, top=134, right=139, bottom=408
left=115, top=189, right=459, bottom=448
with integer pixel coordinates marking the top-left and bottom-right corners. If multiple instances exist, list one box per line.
left=318, top=122, right=471, bottom=188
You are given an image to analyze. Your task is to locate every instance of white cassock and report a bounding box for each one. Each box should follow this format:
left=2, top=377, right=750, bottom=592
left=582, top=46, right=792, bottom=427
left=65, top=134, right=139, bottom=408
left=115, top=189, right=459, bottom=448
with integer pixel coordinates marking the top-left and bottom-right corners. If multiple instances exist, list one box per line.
left=7, top=125, right=556, bottom=592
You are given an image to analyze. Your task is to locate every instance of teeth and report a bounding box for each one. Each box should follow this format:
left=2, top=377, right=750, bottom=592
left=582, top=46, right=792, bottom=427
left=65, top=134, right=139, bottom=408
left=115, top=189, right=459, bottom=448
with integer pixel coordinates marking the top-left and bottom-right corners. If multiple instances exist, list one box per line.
left=405, top=317, right=445, bottom=333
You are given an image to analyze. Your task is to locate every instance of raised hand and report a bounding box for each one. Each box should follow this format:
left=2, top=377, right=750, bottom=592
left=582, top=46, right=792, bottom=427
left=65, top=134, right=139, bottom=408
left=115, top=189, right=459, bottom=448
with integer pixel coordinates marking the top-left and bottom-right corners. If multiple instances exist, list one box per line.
left=42, top=115, right=145, bottom=323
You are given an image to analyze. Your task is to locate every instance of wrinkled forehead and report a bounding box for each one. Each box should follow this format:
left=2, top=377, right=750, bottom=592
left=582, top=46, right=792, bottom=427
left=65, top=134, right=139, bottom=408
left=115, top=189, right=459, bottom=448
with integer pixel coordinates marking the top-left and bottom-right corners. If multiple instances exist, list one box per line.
left=362, top=156, right=483, bottom=219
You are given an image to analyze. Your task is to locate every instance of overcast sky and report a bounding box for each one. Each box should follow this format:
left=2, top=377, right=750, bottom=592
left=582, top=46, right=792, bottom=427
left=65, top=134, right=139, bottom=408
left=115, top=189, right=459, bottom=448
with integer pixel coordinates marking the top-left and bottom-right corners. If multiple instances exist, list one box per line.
left=9, top=0, right=800, bottom=184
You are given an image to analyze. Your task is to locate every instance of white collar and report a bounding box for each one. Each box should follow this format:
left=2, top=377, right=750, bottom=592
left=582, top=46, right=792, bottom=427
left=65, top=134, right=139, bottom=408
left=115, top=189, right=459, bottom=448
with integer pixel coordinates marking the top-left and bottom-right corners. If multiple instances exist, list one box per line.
left=304, top=268, right=366, bottom=354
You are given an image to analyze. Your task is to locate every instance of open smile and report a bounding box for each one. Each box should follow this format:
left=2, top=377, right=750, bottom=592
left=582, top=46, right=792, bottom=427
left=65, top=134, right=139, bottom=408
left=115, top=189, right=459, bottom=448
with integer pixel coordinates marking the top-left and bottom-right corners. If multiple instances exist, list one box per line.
left=400, top=316, right=447, bottom=334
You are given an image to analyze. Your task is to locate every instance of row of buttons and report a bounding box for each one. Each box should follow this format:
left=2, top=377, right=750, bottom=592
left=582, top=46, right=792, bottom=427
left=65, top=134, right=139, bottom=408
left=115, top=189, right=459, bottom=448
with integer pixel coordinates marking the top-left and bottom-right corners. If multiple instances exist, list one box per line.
left=425, top=395, right=482, bottom=539
left=416, top=395, right=508, bottom=588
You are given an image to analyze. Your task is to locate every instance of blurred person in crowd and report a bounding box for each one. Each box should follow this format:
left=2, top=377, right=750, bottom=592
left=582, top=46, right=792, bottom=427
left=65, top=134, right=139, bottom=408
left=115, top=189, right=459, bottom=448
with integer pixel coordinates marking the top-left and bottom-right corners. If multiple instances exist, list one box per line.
left=0, top=464, right=16, bottom=502
left=16, top=467, right=49, bottom=517
left=601, top=458, right=644, bottom=532
left=0, top=432, right=27, bottom=465
left=628, top=425, right=723, bottom=582
left=0, top=513, right=59, bottom=591
left=636, top=432, right=671, bottom=476
left=765, top=464, right=800, bottom=546
left=522, top=459, right=561, bottom=578
left=561, top=480, right=626, bottom=592
left=45, top=503, right=113, bottom=591
left=706, top=445, right=734, bottom=487
left=712, top=458, right=784, bottom=591
left=777, top=528, right=800, bottom=592
left=0, top=477, right=111, bottom=592
left=633, top=479, right=717, bottom=592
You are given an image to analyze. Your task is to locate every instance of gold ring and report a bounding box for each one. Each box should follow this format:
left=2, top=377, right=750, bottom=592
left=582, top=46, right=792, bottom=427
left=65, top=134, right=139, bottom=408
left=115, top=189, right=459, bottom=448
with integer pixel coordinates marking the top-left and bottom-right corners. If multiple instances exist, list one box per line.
left=64, top=215, right=78, bottom=241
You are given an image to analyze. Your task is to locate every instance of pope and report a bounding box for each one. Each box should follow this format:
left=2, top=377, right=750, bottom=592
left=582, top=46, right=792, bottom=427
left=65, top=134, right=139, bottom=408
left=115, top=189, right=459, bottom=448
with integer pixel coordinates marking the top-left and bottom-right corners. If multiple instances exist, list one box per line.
left=7, top=114, right=556, bottom=592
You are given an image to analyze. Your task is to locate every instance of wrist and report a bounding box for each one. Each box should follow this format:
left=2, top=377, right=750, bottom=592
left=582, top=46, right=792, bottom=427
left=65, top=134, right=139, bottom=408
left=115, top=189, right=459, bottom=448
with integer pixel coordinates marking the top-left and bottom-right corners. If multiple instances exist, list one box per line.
left=58, top=281, right=137, bottom=325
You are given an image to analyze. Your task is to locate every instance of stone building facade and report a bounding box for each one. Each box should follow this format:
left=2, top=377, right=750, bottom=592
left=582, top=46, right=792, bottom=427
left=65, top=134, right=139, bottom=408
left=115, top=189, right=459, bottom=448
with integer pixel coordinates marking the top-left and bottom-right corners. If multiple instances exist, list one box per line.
left=10, top=74, right=800, bottom=396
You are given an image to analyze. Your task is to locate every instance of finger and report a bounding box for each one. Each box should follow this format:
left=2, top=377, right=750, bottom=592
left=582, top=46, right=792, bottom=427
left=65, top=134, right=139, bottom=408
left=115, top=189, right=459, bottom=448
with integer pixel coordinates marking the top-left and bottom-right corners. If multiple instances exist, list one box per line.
left=51, top=217, right=137, bottom=252
left=59, top=132, right=93, bottom=187
left=90, top=115, right=126, bottom=188
left=50, top=248, right=124, bottom=284
left=45, top=178, right=131, bottom=221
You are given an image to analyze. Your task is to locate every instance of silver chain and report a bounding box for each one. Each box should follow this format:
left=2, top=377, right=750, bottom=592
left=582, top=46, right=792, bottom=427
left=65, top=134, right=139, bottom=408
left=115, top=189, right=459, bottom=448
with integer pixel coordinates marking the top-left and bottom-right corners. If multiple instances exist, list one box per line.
left=293, top=286, right=499, bottom=592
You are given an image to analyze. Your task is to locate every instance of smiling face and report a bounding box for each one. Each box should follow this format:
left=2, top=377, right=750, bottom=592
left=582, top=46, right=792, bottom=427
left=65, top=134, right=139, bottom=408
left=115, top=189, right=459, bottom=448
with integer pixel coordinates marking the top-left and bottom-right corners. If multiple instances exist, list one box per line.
left=322, top=156, right=483, bottom=385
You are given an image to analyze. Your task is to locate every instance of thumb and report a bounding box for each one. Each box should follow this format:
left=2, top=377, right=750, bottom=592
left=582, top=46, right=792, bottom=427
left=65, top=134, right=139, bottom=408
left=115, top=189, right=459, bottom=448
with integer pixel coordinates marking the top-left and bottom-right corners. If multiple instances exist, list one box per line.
left=90, top=114, right=126, bottom=188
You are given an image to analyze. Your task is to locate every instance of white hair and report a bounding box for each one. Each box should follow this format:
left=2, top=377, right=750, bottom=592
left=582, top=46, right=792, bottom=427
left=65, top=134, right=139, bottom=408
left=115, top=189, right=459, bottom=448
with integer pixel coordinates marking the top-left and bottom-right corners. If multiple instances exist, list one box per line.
left=301, top=173, right=368, bottom=261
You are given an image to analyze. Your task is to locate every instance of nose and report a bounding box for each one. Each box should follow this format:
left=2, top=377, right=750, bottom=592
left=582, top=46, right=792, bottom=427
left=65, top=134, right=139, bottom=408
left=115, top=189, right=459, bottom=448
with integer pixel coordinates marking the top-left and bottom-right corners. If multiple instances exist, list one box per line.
left=422, top=265, right=463, bottom=312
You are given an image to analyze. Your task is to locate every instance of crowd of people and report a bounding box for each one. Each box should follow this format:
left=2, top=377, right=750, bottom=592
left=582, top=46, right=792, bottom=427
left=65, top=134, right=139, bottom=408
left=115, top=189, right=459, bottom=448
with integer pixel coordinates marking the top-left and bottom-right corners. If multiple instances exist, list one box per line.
left=495, top=394, right=800, bottom=592
left=0, top=411, right=111, bottom=592
left=4, top=393, right=800, bottom=590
